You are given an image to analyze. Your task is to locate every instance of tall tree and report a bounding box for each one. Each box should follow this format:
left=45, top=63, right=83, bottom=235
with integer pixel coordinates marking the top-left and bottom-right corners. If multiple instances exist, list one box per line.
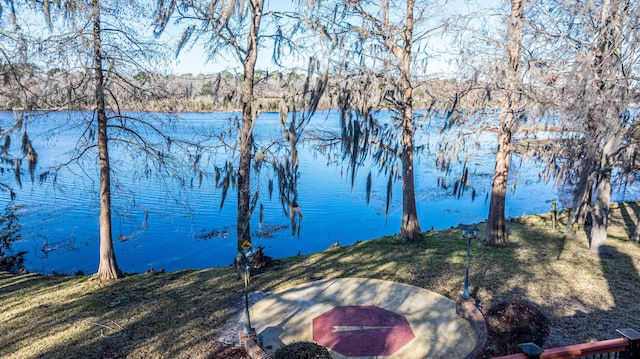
left=484, top=0, right=526, bottom=246
left=154, top=0, right=327, bottom=253
left=396, top=0, right=422, bottom=242
left=21, top=0, right=181, bottom=280
left=237, top=0, right=261, bottom=251
left=155, top=0, right=265, bottom=253
left=584, top=0, right=634, bottom=255
left=90, top=0, right=122, bottom=279
left=522, top=0, right=639, bottom=254
left=306, top=0, right=450, bottom=242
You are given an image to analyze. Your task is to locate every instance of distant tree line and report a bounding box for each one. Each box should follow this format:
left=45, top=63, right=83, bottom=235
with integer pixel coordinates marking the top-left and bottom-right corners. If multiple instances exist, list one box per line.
left=0, top=67, right=483, bottom=113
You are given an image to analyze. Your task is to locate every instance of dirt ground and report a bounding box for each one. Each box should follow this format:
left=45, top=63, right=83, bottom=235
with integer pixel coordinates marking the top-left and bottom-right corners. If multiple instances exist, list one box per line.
left=479, top=301, right=550, bottom=358
left=206, top=343, right=248, bottom=359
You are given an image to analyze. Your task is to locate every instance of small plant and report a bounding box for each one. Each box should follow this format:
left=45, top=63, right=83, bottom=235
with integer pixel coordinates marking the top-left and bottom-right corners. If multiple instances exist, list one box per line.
left=273, top=341, right=332, bottom=359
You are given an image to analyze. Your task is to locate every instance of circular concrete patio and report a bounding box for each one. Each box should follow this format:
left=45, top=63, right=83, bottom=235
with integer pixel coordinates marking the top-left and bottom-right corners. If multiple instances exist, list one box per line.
left=249, top=277, right=478, bottom=358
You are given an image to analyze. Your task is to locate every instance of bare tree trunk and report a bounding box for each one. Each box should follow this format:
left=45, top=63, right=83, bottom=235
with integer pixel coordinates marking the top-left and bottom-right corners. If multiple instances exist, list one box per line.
left=566, top=133, right=599, bottom=230
left=485, top=0, right=524, bottom=246
left=237, top=0, right=263, bottom=251
left=633, top=218, right=640, bottom=243
left=568, top=159, right=595, bottom=229
left=589, top=133, right=620, bottom=255
left=588, top=0, right=627, bottom=256
left=397, top=0, right=422, bottom=242
left=399, top=103, right=422, bottom=242
left=93, top=0, right=122, bottom=280
left=486, top=120, right=513, bottom=245
left=590, top=166, right=612, bottom=256
left=577, top=187, right=593, bottom=227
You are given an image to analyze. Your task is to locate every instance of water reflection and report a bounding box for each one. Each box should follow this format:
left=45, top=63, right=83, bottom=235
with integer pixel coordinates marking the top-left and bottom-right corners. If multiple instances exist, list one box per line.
left=0, top=206, right=27, bottom=273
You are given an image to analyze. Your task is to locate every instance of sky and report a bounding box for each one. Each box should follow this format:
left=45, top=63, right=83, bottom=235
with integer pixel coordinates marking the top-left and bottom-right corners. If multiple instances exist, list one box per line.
left=166, top=0, right=502, bottom=76
left=168, top=0, right=299, bottom=75
left=6, top=0, right=296, bottom=76
left=8, top=0, right=501, bottom=76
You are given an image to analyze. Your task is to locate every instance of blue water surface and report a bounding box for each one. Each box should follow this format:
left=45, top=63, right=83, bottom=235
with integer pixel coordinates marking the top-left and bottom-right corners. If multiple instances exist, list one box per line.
left=0, top=110, right=636, bottom=274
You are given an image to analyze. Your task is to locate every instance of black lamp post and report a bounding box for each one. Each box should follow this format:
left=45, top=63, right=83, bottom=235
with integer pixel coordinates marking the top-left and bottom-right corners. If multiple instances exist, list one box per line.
left=235, top=247, right=256, bottom=334
left=461, top=226, right=479, bottom=300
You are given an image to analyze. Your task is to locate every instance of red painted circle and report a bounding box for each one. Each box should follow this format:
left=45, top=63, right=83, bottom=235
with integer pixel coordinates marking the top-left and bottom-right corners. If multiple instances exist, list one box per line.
left=312, top=306, right=415, bottom=357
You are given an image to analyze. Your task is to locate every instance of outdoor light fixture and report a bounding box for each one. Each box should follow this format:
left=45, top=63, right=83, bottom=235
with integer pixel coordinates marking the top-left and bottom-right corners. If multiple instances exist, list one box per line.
left=235, top=247, right=256, bottom=334
left=460, top=226, right=479, bottom=300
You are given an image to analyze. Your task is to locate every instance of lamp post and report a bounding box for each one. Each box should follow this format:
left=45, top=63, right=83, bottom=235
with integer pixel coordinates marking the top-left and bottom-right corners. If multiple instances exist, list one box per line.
left=235, top=247, right=256, bottom=334
left=460, top=226, right=479, bottom=300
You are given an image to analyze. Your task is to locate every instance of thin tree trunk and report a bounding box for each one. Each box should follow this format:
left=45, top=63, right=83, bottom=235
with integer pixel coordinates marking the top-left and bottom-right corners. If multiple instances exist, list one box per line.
left=633, top=218, right=640, bottom=243
left=236, top=0, right=263, bottom=251
left=590, top=165, right=611, bottom=256
left=486, top=122, right=513, bottom=245
left=574, top=174, right=594, bottom=228
left=93, top=0, right=122, bottom=280
left=398, top=0, right=422, bottom=242
left=589, top=133, right=619, bottom=255
left=485, top=0, right=524, bottom=246
left=566, top=152, right=596, bottom=229
left=588, top=0, right=626, bottom=256
left=577, top=187, right=593, bottom=227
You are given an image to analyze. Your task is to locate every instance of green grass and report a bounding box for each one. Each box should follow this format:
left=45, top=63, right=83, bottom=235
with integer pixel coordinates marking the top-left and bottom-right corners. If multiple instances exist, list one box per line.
left=1, top=202, right=640, bottom=358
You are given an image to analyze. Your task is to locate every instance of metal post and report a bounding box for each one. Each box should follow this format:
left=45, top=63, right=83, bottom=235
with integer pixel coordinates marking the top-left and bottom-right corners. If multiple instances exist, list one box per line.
left=236, top=248, right=255, bottom=335
left=243, top=263, right=253, bottom=334
left=462, top=235, right=471, bottom=300
left=617, top=328, right=640, bottom=359
left=460, top=226, right=478, bottom=300
left=518, top=342, right=544, bottom=359
left=552, top=202, right=557, bottom=230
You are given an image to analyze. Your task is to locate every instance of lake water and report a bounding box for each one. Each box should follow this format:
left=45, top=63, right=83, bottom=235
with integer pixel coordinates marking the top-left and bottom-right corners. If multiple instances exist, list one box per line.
left=1, top=110, right=636, bottom=275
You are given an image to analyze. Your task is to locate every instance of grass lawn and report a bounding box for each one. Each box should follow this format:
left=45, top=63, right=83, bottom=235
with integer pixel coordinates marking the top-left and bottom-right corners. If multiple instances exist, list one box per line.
left=1, top=202, right=639, bottom=358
